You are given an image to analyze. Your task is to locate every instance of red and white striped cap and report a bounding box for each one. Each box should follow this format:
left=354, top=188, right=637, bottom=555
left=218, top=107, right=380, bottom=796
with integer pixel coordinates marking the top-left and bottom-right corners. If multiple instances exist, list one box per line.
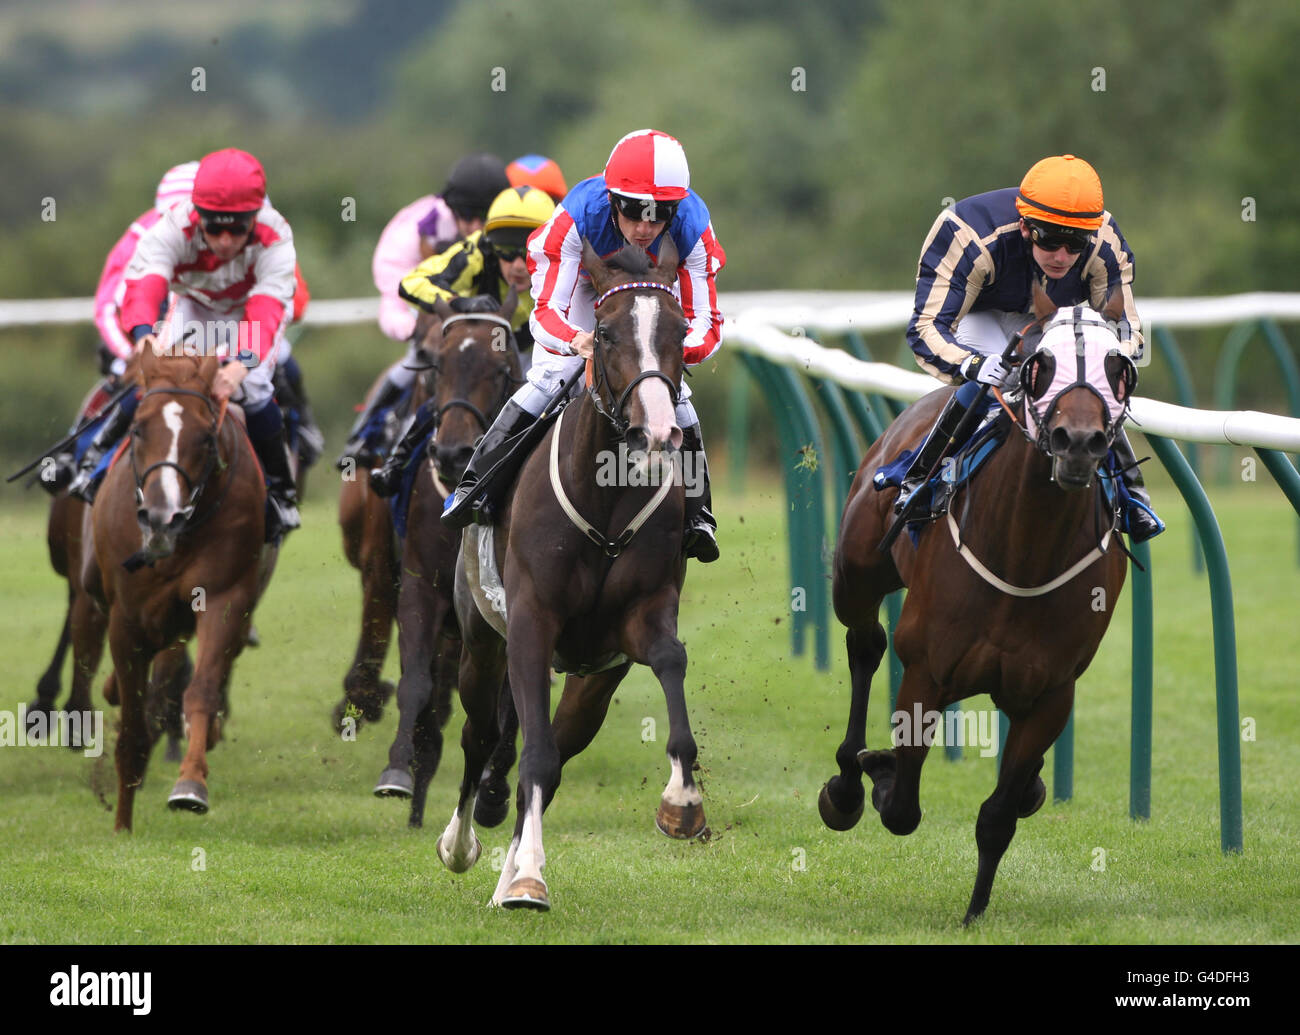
left=603, top=129, right=690, bottom=202
left=154, top=161, right=199, bottom=211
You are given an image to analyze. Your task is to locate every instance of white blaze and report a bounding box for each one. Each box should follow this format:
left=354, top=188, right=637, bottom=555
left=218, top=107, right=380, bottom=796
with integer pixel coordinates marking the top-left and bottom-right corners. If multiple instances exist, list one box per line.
left=631, top=295, right=677, bottom=447
left=159, top=402, right=186, bottom=516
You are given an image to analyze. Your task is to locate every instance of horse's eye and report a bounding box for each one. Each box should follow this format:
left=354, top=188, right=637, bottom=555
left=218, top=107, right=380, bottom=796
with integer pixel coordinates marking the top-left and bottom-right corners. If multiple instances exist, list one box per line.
left=596, top=325, right=611, bottom=345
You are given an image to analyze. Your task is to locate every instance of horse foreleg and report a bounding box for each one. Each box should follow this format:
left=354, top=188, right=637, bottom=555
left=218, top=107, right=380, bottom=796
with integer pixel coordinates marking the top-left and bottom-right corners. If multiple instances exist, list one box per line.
left=108, top=610, right=154, bottom=833
left=337, top=497, right=398, bottom=731
left=376, top=571, right=444, bottom=814
left=493, top=599, right=561, bottom=910
left=170, top=595, right=248, bottom=813
left=620, top=590, right=704, bottom=840
left=964, top=681, right=1075, bottom=926
left=60, top=588, right=109, bottom=751
left=860, top=665, right=939, bottom=837
left=819, top=621, right=889, bottom=831
left=474, top=676, right=517, bottom=829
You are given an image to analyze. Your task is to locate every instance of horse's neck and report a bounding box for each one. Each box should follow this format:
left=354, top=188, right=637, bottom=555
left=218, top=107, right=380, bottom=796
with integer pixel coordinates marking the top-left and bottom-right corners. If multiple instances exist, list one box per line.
left=560, top=394, right=624, bottom=519
left=961, top=426, right=1102, bottom=580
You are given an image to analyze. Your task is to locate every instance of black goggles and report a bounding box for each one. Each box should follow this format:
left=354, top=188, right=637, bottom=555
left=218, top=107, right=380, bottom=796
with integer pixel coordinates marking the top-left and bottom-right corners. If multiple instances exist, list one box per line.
left=1027, top=220, right=1092, bottom=255
left=197, top=210, right=255, bottom=236
left=609, top=192, right=677, bottom=225
left=494, top=244, right=527, bottom=263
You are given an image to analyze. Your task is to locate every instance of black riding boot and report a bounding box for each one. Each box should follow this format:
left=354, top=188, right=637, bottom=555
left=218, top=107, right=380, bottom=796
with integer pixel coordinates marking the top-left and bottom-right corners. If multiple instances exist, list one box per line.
left=275, top=363, right=324, bottom=468
left=249, top=414, right=301, bottom=541
left=440, top=400, right=536, bottom=529
left=68, top=397, right=137, bottom=504
left=368, top=410, right=436, bottom=499
left=1112, top=429, right=1164, bottom=543
left=891, top=391, right=972, bottom=517
left=680, top=424, right=719, bottom=563
left=337, top=375, right=406, bottom=471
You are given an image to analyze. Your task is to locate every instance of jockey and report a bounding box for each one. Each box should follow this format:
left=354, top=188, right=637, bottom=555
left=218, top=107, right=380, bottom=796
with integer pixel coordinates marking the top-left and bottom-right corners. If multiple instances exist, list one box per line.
left=71, top=148, right=302, bottom=538
left=339, top=152, right=513, bottom=466
left=64, top=161, right=319, bottom=499
left=506, top=154, right=569, bottom=203
left=440, top=129, right=727, bottom=564
left=896, top=154, right=1164, bottom=542
left=368, top=185, right=556, bottom=498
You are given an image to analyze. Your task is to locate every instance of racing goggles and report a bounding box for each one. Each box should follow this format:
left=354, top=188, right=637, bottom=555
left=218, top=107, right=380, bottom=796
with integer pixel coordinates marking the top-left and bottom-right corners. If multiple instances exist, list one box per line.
left=609, top=192, right=677, bottom=225
left=197, top=209, right=256, bottom=236
left=1026, top=219, right=1092, bottom=255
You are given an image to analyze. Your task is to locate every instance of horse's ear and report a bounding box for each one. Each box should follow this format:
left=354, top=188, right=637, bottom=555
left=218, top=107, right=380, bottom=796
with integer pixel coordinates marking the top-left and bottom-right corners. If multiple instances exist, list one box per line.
left=499, top=285, right=518, bottom=322
left=653, top=233, right=679, bottom=284
left=581, top=237, right=613, bottom=295
left=139, top=339, right=160, bottom=384
left=198, top=351, right=220, bottom=390
left=1100, top=287, right=1125, bottom=325
left=1031, top=280, right=1057, bottom=324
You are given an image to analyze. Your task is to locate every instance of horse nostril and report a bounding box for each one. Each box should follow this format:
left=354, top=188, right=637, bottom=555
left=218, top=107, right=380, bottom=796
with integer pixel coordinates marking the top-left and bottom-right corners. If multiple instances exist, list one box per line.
left=625, top=427, right=651, bottom=454
left=1087, top=431, right=1109, bottom=460
left=1049, top=427, right=1072, bottom=456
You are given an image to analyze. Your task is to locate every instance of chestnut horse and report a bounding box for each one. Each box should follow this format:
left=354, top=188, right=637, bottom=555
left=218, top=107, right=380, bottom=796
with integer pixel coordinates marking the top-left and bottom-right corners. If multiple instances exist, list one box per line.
left=373, top=293, right=523, bottom=829
left=87, top=345, right=273, bottom=831
left=819, top=286, right=1137, bottom=923
left=437, top=240, right=702, bottom=909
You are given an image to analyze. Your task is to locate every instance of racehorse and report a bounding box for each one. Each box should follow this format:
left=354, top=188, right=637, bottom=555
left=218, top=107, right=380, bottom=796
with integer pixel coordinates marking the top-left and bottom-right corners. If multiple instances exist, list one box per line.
left=28, top=375, right=192, bottom=759
left=372, top=293, right=523, bottom=830
left=87, top=343, right=274, bottom=831
left=818, top=285, right=1137, bottom=924
left=437, top=238, right=703, bottom=909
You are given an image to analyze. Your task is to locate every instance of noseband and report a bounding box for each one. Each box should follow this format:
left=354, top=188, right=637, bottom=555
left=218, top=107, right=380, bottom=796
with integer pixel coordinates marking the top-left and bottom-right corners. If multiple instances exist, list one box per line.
left=590, top=281, right=682, bottom=437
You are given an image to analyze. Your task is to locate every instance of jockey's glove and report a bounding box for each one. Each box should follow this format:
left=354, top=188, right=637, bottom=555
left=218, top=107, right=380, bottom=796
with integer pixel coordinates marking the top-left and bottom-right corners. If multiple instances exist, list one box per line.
left=960, top=353, right=1011, bottom=387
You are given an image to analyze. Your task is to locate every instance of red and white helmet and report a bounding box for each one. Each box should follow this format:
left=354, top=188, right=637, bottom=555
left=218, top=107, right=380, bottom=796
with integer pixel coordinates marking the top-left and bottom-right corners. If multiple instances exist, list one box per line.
left=192, top=148, right=267, bottom=214
left=603, top=129, right=690, bottom=201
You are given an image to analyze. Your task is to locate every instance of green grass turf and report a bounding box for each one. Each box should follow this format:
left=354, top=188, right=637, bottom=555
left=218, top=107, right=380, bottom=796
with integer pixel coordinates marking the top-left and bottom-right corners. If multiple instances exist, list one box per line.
left=0, top=474, right=1296, bottom=944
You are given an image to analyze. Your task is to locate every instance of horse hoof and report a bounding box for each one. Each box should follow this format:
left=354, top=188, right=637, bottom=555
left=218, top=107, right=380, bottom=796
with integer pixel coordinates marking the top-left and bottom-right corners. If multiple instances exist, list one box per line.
left=373, top=768, right=414, bottom=798
left=1018, top=775, right=1047, bottom=818
left=818, top=781, right=864, bottom=831
left=244, top=624, right=261, bottom=648
left=473, top=790, right=511, bottom=828
left=500, top=877, right=550, bottom=911
left=436, top=832, right=482, bottom=873
left=655, top=799, right=706, bottom=840
left=167, top=780, right=209, bottom=813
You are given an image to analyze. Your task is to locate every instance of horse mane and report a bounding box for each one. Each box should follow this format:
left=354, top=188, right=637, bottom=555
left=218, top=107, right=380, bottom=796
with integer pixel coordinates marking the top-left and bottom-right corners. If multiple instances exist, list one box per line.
left=450, top=294, right=503, bottom=314
left=604, top=245, right=654, bottom=276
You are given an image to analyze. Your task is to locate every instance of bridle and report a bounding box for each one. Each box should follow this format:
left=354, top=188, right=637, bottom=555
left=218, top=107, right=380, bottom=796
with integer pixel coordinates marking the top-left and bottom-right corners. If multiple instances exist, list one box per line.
left=406, top=312, right=524, bottom=436
left=589, top=280, right=681, bottom=438
left=129, top=386, right=232, bottom=529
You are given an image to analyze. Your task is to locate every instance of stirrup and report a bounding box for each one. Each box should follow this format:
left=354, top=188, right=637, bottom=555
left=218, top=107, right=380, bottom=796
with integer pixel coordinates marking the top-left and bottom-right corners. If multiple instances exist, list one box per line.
left=1124, top=499, right=1165, bottom=544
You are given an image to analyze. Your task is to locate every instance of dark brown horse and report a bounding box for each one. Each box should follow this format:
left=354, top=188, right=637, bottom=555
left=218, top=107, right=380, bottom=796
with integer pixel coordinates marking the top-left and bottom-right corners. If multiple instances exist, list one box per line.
left=436, top=239, right=703, bottom=907
left=819, top=286, right=1136, bottom=923
left=87, top=344, right=273, bottom=831
left=373, top=293, right=523, bottom=829
left=335, top=312, right=449, bottom=732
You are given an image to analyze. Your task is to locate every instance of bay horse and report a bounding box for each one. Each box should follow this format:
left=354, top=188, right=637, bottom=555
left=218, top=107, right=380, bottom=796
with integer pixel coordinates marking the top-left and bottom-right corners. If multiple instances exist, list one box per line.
left=373, top=293, right=523, bottom=830
left=437, top=238, right=702, bottom=909
left=819, top=285, right=1137, bottom=924
left=87, top=344, right=273, bottom=831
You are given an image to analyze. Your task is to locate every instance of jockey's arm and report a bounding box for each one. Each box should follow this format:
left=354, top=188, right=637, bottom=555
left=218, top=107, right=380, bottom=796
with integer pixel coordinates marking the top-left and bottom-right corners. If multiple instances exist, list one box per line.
left=907, top=210, right=996, bottom=384
left=398, top=237, right=485, bottom=313
left=677, top=225, right=727, bottom=367
left=1085, top=215, right=1143, bottom=360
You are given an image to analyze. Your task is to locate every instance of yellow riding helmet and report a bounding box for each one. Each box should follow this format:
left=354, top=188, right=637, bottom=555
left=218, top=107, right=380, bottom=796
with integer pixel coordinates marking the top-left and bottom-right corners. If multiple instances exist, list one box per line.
left=1015, top=154, right=1105, bottom=231
left=484, top=186, right=556, bottom=249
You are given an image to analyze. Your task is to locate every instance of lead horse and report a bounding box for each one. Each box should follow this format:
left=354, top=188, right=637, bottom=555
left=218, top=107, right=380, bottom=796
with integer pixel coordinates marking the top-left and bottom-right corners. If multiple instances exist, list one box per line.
left=88, top=344, right=273, bottom=830
left=436, top=239, right=704, bottom=909
left=819, top=285, right=1137, bottom=924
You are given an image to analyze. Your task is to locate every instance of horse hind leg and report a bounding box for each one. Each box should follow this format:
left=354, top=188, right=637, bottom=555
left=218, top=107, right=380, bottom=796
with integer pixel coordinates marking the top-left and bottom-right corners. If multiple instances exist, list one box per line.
left=473, top=676, right=517, bottom=829
left=964, top=682, right=1074, bottom=926
left=819, top=621, right=888, bottom=831
left=30, top=587, right=72, bottom=726
left=435, top=679, right=503, bottom=874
